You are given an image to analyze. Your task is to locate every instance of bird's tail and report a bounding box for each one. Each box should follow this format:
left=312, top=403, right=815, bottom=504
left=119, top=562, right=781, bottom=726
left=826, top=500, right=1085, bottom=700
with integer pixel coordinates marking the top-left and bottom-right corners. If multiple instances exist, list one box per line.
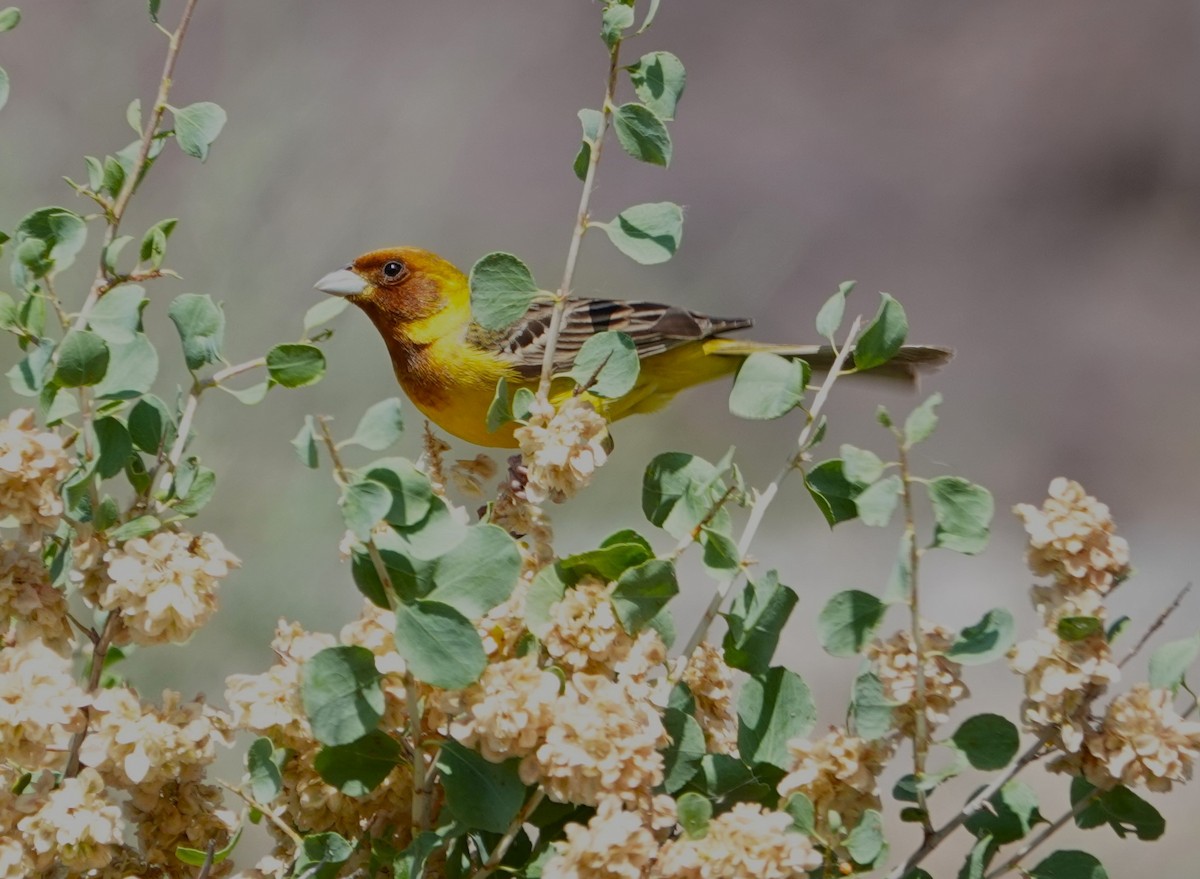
left=704, top=339, right=953, bottom=383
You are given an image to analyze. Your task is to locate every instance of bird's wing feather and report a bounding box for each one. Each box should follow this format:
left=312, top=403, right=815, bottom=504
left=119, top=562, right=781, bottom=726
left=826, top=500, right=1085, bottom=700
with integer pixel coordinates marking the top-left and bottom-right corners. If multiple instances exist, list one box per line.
left=475, top=298, right=754, bottom=378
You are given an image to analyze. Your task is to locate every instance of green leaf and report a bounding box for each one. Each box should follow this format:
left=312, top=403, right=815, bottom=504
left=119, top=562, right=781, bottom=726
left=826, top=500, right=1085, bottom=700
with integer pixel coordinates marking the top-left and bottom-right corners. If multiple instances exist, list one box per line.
left=378, top=495, right=468, bottom=562
left=293, top=832, right=353, bottom=879
left=573, top=108, right=603, bottom=181
left=850, top=671, right=895, bottom=740
left=637, top=0, right=662, bottom=33
left=0, top=291, right=15, bottom=329
left=0, top=67, right=8, bottom=113
left=100, top=157, right=126, bottom=200
left=804, top=459, right=864, bottom=526
left=126, top=98, right=142, bottom=133
left=139, top=218, right=177, bottom=269
left=1057, top=616, right=1103, bottom=641
left=1071, top=779, right=1164, bottom=841
left=951, top=714, right=1018, bottom=770
left=929, top=476, right=994, bottom=554
left=816, top=281, right=853, bottom=339
left=598, top=201, right=683, bottom=265
left=425, top=524, right=521, bottom=618
left=94, top=333, right=158, bottom=399
left=93, top=416, right=132, bottom=479
left=172, top=463, right=215, bottom=517
left=127, top=396, right=175, bottom=455
left=904, top=393, right=942, bottom=447
left=315, top=729, right=402, bottom=796
left=88, top=285, right=146, bottom=344
left=841, top=444, right=884, bottom=485
left=469, top=252, right=538, bottom=330
left=393, top=600, right=486, bottom=689
left=303, top=295, right=350, bottom=335
left=729, top=352, right=806, bottom=420
left=246, top=737, right=285, bottom=804
left=845, top=809, right=885, bottom=865
left=176, top=827, right=242, bottom=868
left=340, top=479, right=392, bottom=540
left=436, top=741, right=525, bottom=833
left=301, top=646, right=384, bottom=746
left=167, top=293, right=225, bottom=371
left=107, top=515, right=161, bottom=542
left=292, top=416, right=319, bottom=468
left=856, top=474, right=903, bottom=527
left=362, top=458, right=434, bottom=528
left=14, top=207, right=88, bottom=276
left=525, top=564, right=566, bottom=638
left=1148, top=633, right=1200, bottom=691
left=628, top=51, right=685, bottom=120
left=486, top=376, right=513, bottom=432
left=854, top=293, right=908, bottom=371
left=171, top=101, right=227, bottom=161
left=965, top=781, right=1042, bottom=844
left=512, top=386, right=536, bottom=421
left=55, top=331, right=109, bottom=387
left=7, top=338, right=53, bottom=397
left=959, top=834, right=997, bottom=879
left=722, top=570, right=798, bottom=674
left=946, top=608, right=1014, bottom=665
left=559, top=536, right=652, bottom=584
left=147, top=0, right=160, bottom=22
left=613, top=102, right=672, bottom=167
left=642, top=451, right=732, bottom=540
left=663, top=708, right=706, bottom=793
left=612, top=558, right=678, bottom=633
left=266, top=343, right=326, bottom=388
left=1028, top=851, right=1107, bottom=879
left=568, top=330, right=640, bottom=397
left=346, top=398, right=404, bottom=451
left=675, top=792, right=712, bottom=839
left=600, top=2, right=634, bottom=47
left=783, top=793, right=815, bottom=836
left=0, top=8, right=19, bottom=31
left=737, top=666, right=817, bottom=769
left=817, top=590, right=885, bottom=657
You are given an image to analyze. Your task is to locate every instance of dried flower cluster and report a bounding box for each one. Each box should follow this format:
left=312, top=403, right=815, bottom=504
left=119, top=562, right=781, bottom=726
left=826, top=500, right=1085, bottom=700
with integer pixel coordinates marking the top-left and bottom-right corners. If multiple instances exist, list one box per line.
left=0, top=408, right=72, bottom=536
left=515, top=396, right=610, bottom=504
left=682, top=641, right=739, bottom=755
left=866, top=624, right=968, bottom=739
left=655, top=802, right=823, bottom=878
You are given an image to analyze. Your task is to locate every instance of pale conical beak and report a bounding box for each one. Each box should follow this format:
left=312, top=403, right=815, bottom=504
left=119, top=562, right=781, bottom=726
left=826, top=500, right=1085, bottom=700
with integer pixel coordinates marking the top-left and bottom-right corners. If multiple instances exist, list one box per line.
left=314, top=267, right=367, bottom=297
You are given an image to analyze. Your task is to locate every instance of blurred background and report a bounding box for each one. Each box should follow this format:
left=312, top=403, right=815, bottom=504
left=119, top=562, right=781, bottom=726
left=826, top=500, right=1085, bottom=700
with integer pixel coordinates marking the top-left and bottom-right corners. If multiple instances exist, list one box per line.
left=4, top=0, right=1199, bottom=872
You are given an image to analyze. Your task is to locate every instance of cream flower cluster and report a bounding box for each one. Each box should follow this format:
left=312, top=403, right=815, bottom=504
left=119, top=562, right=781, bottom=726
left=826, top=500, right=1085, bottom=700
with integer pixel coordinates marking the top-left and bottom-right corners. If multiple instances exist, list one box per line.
left=682, top=642, right=739, bottom=755
left=0, top=408, right=72, bottom=535
left=1057, top=684, right=1200, bottom=792
left=15, top=768, right=125, bottom=874
left=448, top=654, right=562, bottom=761
left=866, top=624, right=968, bottom=739
left=96, top=529, right=240, bottom=645
left=778, top=728, right=893, bottom=842
left=543, top=576, right=640, bottom=673
left=655, top=802, right=823, bottom=878
left=1009, top=479, right=1126, bottom=748
left=0, top=638, right=89, bottom=769
left=0, top=540, right=73, bottom=654
left=546, top=796, right=661, bottom=879
left=514, top=396, right=610, bottom=504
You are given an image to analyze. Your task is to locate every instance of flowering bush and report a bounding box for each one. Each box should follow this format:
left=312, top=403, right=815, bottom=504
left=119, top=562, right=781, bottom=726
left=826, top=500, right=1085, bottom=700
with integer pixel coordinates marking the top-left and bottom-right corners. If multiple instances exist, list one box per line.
left=1, top=2, right=1198, bottom=878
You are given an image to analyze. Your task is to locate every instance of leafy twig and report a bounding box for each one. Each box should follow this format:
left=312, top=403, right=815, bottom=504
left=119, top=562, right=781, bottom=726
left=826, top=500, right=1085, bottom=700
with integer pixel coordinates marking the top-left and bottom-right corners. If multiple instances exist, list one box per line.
left=219, top=780, right=304, bottom=848
left=982, top=786, right=1102, bottom=879
left=63, top=611, right=122, bottom=777
left=469, top=789, right=546, bottom=879
left=536, top=43, right=623, bottom=400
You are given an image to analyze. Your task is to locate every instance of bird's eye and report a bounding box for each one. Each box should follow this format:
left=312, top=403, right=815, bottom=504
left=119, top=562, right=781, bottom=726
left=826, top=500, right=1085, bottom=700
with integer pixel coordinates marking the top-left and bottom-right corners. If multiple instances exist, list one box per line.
left=382, top=261, right=405, bottom=280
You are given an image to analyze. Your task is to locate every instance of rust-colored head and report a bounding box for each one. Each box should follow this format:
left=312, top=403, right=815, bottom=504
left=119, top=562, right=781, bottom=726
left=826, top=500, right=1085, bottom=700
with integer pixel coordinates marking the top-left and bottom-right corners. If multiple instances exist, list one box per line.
left=313, top=246, right=467, bottom=332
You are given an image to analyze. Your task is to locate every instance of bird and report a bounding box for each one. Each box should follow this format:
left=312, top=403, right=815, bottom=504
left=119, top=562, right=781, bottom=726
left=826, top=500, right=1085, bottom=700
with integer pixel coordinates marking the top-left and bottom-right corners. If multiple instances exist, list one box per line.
left=314, top=247, right=951, bottom=448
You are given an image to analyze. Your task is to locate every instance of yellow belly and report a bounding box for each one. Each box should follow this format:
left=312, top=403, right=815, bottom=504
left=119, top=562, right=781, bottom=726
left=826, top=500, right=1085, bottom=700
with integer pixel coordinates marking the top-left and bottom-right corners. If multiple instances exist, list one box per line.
left=404, top=340, right=742, bottom=448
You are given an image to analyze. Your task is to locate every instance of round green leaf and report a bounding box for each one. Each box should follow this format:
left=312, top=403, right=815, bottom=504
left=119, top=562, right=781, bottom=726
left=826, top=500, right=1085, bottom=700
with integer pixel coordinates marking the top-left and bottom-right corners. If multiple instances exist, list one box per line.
left=346, top=398, right=404, bottom=451
left=929, top=476, right=994, bottom=554
left=0, top=8, right=20, bottom=32
left=300, top=646, right=384, bottom=746
left=469, top=252, right=538, bottom=330
left=737, top=666, right=817, bottom=769
left=1029, top=851, right=1107, bottom=879
left=266, top=343, right=326, bottom=388
left=362, top=457, right=433, bottom=528
left=628, top=51, right=686, bottom=120
left=339, top=478, right=392, bottom=540
left=314, top=729, right=402, bottom=796
left=845, top=810, right=884, bottom=865
left=676, top=792, right=712, bottom=839
left=952, top=713, right=1019, bottom=770
left=817, top=590, right=885, bottom=657
left=729, top=352, right=805, bottom=420
left=613, top=102, right=672, bottom=167
left=599, top=202, right=683, bottom=265
left=946, top=608, right=1015, bottom=666
left=1148, top=634, right=1200, bottom=691
left=663, top=708, right=706, bottom=793
left=246, top=737, right=284, bottom=804
left=55, top=330, right=109, bottom=387
left=840, top=444, right=885, bottom=485
left=568, top=330, right=640, bottom=397
left=855, top=474, right=903, bottom=528
left=94, top=333, right=158, bottom=400
left=436, top=741, right=525, bottom=833
left=853, top=293, right=908, bottom=371
left=600, top=2, right=633, bottom=47
left=393, top=600, right=486, bottom=689
left=172, top=101, right=227, bottom=161
left=612, top=558, right=679, bottom=633
left=303, top=295, right=350, bottom=335
left=88, top=285, right=146, bottom=345
left=642, top=451, right=732, bottom=539
left=573, top=108, right=603, bottom=181
left=815, top=281, right=853, bottom=339
left=426, top=524, right=521, bottom=618
left=167, top=293, right=225, bottom=371
left=904, top=393, right=943, bottom=447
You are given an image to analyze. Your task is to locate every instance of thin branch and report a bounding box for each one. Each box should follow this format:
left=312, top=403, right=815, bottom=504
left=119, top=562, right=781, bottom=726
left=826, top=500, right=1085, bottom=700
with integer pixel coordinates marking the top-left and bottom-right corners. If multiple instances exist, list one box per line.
left=64, top=612, right=122, bottom=777
left=674, top=316, right=863, bottom=669
left=536, top=42, right=622, bottom=400
left=982, top=787, right=1101, bottom=879
left=1118, top=582, right=1192, bottom=669
left=407, top=675, right=432, bottom=832
left=194, top=839, right=218, bottom=879
left=219, top=781, right=304, bottom=848
left=885, top=733, right=1052, bottom=879
left=469, top=789, right=546, bottom=879
left=71, top=0, right=202, bottom=333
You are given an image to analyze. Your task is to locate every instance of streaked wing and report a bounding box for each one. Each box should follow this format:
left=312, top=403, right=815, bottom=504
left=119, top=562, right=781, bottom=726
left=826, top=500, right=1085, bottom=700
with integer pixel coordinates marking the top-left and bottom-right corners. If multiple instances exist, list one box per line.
left=479, top=297, right=754, bottom=378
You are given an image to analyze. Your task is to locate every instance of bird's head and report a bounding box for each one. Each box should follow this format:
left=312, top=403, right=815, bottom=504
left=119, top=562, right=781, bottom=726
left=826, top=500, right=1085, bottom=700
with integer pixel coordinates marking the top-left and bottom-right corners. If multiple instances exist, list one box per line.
left=314, top=247, right=467, bottom=332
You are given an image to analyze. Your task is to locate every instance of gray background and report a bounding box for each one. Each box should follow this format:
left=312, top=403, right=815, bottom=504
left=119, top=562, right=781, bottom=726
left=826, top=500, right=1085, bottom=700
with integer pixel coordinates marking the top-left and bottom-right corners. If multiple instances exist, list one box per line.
left=4, top=1, right=1198, bottom=872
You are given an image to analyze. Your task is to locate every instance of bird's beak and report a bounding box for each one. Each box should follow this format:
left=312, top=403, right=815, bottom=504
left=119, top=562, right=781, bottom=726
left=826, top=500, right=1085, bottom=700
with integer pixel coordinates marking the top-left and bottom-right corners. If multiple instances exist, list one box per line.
left=314, top=267, right=367, bottom=297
